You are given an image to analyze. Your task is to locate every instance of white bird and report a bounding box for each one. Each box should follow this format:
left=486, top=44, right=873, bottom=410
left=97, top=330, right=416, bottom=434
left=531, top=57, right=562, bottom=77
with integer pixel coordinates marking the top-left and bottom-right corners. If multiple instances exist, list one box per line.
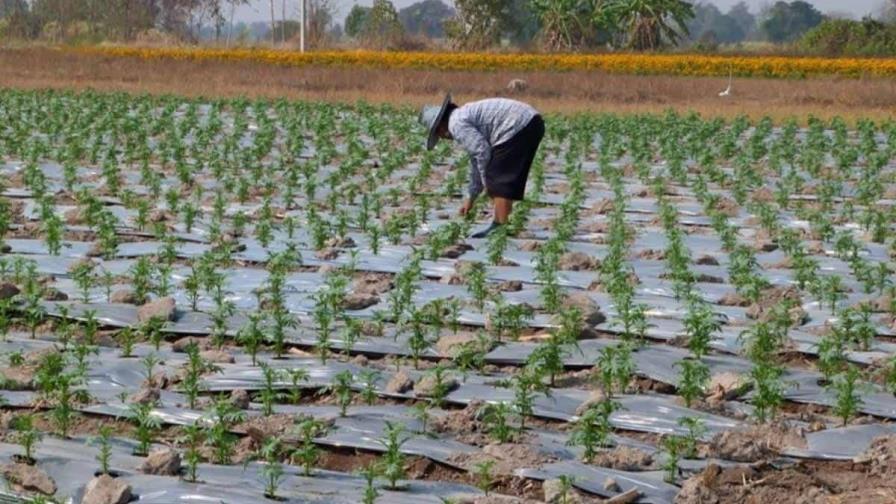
left=719, top=68, right=733, bottom=97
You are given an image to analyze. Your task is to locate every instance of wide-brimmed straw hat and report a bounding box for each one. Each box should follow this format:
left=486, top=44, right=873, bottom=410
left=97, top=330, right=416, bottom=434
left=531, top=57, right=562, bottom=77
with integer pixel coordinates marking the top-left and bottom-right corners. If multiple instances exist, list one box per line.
left=418, top=93, right=452, bottom=151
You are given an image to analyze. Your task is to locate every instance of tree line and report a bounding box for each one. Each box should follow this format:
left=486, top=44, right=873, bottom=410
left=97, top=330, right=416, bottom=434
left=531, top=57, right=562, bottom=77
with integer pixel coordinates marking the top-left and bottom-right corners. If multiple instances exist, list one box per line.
left=3, top=0, right=896, bottom=56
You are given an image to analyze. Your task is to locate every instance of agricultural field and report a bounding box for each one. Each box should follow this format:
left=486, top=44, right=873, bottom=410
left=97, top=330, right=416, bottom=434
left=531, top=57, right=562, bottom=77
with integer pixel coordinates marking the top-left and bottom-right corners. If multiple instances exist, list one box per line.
left=2, top=89, right=896, bottom=503
left=75, top=46, right=896, bottom=79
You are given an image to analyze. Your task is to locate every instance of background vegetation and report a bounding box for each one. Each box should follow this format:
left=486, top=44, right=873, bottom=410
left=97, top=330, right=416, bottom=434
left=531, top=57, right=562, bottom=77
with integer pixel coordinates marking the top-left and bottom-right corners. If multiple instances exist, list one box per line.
left=2, top=0, right=896, bottom=56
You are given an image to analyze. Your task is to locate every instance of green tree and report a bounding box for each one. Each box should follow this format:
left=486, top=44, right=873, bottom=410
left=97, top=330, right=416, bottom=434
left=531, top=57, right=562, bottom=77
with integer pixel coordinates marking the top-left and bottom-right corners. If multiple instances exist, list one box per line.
left=444, top=0, right=514, bottom=50
left=687, top=3, right=747, bottom=44
left=344, top=5, right=370, bottom=38
left=399, top=0, right=454, bottom=37
left=530, top=0, right=600, bottom=50
left=602, top=0, right=695, bottom=50
left=760, top=1, right=823, bottom=43
left=799, top=17, right=896, bottom=56
left=727, top=1, right=756, bottom=38
left=362, top=0, right=403, bottom=48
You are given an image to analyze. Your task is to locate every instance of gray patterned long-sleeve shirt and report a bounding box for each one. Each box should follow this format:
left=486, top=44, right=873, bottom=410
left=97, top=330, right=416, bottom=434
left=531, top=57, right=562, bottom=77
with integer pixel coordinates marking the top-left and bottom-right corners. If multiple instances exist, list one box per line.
left=448, top=98, right=538, bottom=199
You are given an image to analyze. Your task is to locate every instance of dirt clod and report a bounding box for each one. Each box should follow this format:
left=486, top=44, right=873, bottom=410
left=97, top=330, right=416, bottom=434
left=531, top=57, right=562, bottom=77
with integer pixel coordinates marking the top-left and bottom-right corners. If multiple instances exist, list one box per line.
left=171, top=337, right=207, bottom=352
left=200, top=349, right=235, bottom=364
left=591, top=445, right=655, bottom=471
left=82, top=474, right=131, bottom=504
left=342, top=292, right=379, bottom=310
left=1, top=462, right=56, bottom=495
left=385, top=371, right=414, bottom=394
left=695, top=255, right=720, bottom=266
left=141, top=447, right=181, bottom=476
left=675, top=462, right=829, bottom=504
left=128, top=387, right=159, bottom=405
left=855, top=435, right=896, bottom=476
left=352, top=273, right=393, bottom=296
left=436, top=332, right=478, bottom=357
left=0, top=282, right=20, bottom=300
left=497, top=280, right=523, bottom=292
left=413, top=373, right=458, bottom=397
left=558, top=251, right=599, bottom=271
left=137, top=296, right=176, bottom=322
left=229, top=389, right=250, bottom=409
left=709, top=424, right=806, bottom=462
left=110, top=289, right=140, bottom=304
left=559, top=293, right=606, bottom=327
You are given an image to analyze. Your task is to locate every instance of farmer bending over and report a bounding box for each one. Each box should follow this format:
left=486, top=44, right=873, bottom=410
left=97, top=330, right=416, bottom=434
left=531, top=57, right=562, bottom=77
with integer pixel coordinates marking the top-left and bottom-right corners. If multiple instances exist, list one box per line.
left=419, top=94, right=545, bottom=238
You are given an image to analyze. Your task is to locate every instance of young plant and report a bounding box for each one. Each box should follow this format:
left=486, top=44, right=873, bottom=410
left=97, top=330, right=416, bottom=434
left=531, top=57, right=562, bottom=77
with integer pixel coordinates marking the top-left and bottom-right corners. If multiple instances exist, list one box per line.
left=828, top=365, right=865, bottom=426
left=330, top=369, right=355, bottom=417
left=378, top=421, right=409, bottom=491
left=675, top=358, right=710, bottom=408
left=294, top=418, right=326, bottom=476
left=129, top=401, right=161, bottom=456
left=259, top=363, right=283, bottom=417
left=259, top=438, right=286, bottom=500
left=237, top=312, right=266, bottom=366
left=568, top=399, right=619, bottom=462
left=179, top=422, right=204, bottom=483
left=204, top=397, right=247, bottom=464
left=595, top=342, right=634, bottom=397
left=182, top=342, right=219, bottom=410
left=473, top=459, right=497, bottom=496
left=285, top=368, right=310, bottom=405
left=660, top=435, right=684, bottom=483
left=359, top=462, right=380, bottom=504
left=359, top=369, right=381, bottom=405
left=116, top=327, right=136, bottom=358
left=482, top=402, right=516, bottom=443
left=89, top=425, right=114, bottom=476
left=12, top=414, right=41, bottom=464
left=677, top=416, right=705, bottom=459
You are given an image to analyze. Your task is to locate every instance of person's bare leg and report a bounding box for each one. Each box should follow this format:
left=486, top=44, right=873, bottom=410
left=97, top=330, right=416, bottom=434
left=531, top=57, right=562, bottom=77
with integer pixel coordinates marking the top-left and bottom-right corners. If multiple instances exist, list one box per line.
left=494, top=197, right=513, bottom=224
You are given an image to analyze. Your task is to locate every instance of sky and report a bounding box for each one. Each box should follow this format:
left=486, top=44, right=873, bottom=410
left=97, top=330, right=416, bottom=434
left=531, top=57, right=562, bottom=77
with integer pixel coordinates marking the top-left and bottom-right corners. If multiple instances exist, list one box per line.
left=234, top=0, right=884, bottom=25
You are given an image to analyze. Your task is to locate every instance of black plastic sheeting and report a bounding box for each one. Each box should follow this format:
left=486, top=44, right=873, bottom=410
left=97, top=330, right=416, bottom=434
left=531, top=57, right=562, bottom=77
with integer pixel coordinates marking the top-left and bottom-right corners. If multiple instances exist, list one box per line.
left=520, top=460, right=679, bottom=503
left=0, top=437, right=482, bottom=504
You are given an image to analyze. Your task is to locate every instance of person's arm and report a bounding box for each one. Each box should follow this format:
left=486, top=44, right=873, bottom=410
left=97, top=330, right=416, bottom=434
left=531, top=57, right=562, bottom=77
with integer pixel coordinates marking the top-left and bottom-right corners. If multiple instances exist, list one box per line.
left=451, top=119, right=492, bottom=212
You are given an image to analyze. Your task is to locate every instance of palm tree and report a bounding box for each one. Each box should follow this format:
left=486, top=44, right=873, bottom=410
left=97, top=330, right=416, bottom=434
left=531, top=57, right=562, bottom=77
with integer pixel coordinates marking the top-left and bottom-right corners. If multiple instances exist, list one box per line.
left=531, top=0, right=598, bottom=51
left=601, top=0, right=694, bottom=50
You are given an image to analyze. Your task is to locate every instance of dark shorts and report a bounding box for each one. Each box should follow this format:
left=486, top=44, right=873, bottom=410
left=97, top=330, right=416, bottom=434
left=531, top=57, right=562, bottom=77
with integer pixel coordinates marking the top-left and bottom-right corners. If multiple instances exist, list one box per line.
left=486, top=115, right=545, bottom=201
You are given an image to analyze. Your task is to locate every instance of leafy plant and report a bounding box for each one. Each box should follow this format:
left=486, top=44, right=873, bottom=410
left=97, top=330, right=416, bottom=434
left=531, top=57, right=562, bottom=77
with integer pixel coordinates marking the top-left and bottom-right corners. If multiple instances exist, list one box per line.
left=828, top=365, right=865, bottom=426
left=12, top=414, right=41, bottom=464
left=129, top=401, right=161, bottom=456
left=294, top=418, right=326, bottom=476
left=473, top=459, right=497, bottom=496
left=179, top=422, right=204, bottom=482
left=330, top=369, right=355, bottom=417
left=89, top=425, right=114, bottom=475
left=259, top=438, right=286, bottom=500
left=377, top=421, right=409, bottom=490
left=568, top=399, right=618, bottom=462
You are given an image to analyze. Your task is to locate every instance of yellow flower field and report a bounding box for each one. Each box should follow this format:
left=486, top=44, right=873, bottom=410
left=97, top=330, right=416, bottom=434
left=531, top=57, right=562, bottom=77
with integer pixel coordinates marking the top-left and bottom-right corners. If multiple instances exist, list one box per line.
left=73, top=45, right=896, bottom=79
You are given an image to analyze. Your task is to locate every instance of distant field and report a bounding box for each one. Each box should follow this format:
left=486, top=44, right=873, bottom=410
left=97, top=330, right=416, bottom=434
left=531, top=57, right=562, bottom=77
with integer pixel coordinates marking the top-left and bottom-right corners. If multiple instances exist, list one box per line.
left=2, top=47, right=895, bottom=122
left=74, top=45, right=896, bottom=79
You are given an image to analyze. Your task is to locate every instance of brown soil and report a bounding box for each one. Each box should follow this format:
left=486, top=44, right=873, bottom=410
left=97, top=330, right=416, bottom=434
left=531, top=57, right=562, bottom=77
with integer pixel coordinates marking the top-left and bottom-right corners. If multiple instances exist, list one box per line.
left=677, top=459, right=896, bottom=504
left=590, top=445, right=656, bottom=471
left=707, top=423, right=807, bottom=463
left=5, top=47, right=895, bottom=122
left=318, top=448, right=546, bottom=501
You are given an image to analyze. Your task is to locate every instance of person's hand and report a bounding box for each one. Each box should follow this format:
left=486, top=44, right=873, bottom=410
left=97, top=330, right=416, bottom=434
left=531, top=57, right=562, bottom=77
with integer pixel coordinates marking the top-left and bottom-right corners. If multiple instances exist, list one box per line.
left=459, top=198, right=474, bottom=216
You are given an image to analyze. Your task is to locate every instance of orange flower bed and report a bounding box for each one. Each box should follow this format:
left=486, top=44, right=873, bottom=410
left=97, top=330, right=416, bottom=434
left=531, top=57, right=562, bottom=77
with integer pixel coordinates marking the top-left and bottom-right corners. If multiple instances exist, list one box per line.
left=72, top=46, right=896, bottom=79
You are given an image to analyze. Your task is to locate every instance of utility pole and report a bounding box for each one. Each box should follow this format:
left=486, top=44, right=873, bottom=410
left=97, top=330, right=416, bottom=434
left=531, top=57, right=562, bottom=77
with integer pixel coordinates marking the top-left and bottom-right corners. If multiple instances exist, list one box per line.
left=300, top=0, right=306, bottom=52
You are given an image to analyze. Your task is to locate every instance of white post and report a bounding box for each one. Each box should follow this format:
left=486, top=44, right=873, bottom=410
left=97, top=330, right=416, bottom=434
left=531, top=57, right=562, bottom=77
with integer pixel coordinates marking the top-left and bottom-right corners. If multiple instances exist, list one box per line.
left=300, top=0, right=306, bottom=52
